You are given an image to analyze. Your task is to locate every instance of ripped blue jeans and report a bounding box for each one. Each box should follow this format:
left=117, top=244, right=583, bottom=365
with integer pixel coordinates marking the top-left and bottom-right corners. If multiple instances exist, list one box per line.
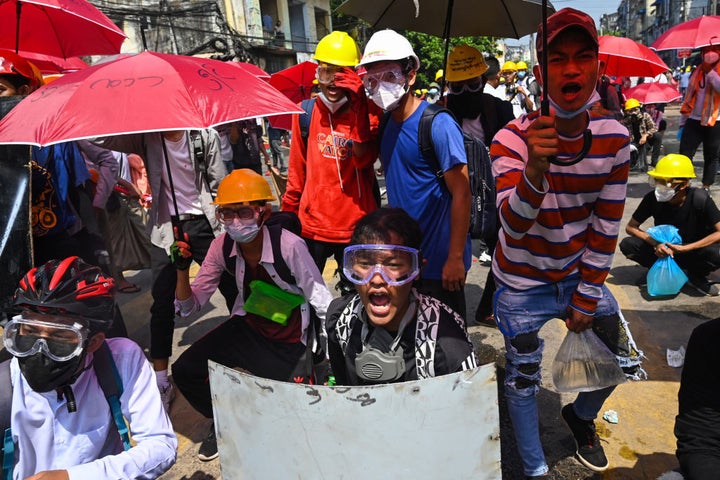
left=494, top=274, right=643, bottom=476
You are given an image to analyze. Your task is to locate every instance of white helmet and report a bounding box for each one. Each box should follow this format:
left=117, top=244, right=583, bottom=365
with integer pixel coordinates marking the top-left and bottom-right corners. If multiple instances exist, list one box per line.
left=358, top=29, right=420, bottom=71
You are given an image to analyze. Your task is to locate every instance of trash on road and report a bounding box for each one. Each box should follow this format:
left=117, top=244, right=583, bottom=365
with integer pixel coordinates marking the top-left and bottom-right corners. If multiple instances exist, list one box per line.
left=666, top=346, right=686, bottom=368
left=603, top=409, right=619, bottom=424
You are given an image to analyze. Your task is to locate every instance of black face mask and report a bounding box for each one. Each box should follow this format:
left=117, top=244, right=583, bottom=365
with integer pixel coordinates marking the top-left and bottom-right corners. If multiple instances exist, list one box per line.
left=446, top=91, right=484, bottom=119
left=18, top=350, right=86, bottom=393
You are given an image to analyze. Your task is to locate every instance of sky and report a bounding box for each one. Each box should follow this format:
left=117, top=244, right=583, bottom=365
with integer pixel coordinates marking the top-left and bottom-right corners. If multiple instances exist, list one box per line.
left=504, top=0, right=622, bottom=46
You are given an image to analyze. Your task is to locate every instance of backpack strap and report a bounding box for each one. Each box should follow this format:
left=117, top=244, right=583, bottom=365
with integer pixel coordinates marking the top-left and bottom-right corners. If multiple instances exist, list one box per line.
left=221, top=227, right=295, bottom=285
left=299, top=98, right=316, bottom=151
left=419, top=103, right=455, bottom=179
left=1, top=360, right=12, bottom=480
left=93, top=341, right=131, bottom=451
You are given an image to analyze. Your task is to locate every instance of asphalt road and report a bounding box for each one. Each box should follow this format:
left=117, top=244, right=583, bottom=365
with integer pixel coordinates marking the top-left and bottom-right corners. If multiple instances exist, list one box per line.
left=114, top=104, right=717, bottom=479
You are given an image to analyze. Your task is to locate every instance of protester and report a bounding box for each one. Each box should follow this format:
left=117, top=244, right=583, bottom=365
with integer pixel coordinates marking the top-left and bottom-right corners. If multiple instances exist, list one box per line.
left=230, top=119, right=265, bottom=175
left=622, top=98, right=658, bottom=173
left=483, top=56, right=506, bottom=100
left=679, top=44, right=720, bottom=191
left=2, top=256, right=177, bottom=478
left=358, top=29, right=472, bottom=320
left=674, top=317, right=720, bottom=479
left=501, top=60, right=534, bottom=117
left=94, top=129, right=237, bottom=411
left=0, top=49, right=40, bottom=97
left=644, top=102, right=666, bottom=167
left=265, top=118, right=287, bottom=173
left=516, top=60, right=541, bottom=110
left=619, top=154, right=720, bottom=296
left=282, top=31, right=381, bottom=296
left=171, top=169, right=333, bottom=461
left=490, top=9, right=644, bottom=476
left=326, top=207, right=478, bottom=385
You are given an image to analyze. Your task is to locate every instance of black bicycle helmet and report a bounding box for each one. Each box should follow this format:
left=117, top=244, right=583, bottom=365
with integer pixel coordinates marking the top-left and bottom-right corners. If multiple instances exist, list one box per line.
left=14, top=256, right=116, bottom=333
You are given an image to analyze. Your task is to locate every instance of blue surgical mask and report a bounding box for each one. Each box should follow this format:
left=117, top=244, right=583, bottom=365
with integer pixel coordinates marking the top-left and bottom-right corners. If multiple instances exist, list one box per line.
left=518, top=71, right=527, bottom=79
left=548, top=90, right=601, bottom=119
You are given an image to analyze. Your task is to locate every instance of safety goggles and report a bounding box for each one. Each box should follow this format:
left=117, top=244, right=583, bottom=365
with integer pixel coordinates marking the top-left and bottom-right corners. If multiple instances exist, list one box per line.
left=316, top=65, right=342, bottom=85
left=360, top=67, right=406, bottom=95
left=3, top=313, right=88, bottom=362
left=343, top=244, right=420, bottom=287
left=447, top=79, right=483, bottom=95
left=649, top=177, right=686, bottom=188
left=215, top=205, right=260, bottom=225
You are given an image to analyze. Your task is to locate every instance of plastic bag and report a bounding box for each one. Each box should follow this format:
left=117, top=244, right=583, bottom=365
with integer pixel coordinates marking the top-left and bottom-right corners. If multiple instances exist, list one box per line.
left=552, top=329, right=627, bottom=393
left=646, top=225, right=688, bottom=296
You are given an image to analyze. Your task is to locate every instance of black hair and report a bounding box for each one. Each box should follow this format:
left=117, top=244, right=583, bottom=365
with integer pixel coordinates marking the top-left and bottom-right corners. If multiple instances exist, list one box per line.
left=483, top=56, right=500, bottom=79
left=400, top=57, right=416, bottom=75
left=351, top=207, right=422, bottom=251
left=0, top=73, right=31, bottom=89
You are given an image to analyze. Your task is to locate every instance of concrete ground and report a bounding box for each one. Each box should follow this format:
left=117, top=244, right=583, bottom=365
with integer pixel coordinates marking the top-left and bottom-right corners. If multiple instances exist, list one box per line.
left=113, top=104, right=717, bottom=479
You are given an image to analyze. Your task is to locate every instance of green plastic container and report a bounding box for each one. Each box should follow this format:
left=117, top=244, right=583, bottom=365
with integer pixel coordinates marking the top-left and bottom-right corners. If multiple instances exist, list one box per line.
left=244, top=280, right=305, bottom=326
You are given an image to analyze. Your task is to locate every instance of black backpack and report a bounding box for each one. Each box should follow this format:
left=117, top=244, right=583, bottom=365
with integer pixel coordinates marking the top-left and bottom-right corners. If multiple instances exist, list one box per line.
left=416, top=104, right=497, bottom=241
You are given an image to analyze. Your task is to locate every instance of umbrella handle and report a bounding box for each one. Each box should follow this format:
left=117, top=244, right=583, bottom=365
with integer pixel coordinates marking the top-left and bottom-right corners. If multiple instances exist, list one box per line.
left=548, top=129, right=593, bottom=167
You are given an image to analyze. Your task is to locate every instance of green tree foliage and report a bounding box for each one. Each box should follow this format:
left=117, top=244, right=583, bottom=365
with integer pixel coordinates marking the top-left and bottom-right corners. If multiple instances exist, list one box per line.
left=330, top=0, right=501, bottom=88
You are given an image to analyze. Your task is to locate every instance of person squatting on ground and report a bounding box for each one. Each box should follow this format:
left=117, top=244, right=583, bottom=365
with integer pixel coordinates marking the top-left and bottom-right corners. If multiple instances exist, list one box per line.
left=171, top=169, right=333, bottom=461
left=622, top=98, right=658, bottom=173
left=2, top=257, right=176, bottom=479
left=282, top=31, right=381, bottom=296
left=357, top=29, right=473, bottom=321
left=490, top=9, right=644, bottom=477
left=678, top=44, right=720, bottom=190
left=674, top=317, right=720, bottom=480
left=94, top=129, right=238, bottom=411
left=619, top=154, right=720, bottom=297
left=326, top=207, right=478, bottom=385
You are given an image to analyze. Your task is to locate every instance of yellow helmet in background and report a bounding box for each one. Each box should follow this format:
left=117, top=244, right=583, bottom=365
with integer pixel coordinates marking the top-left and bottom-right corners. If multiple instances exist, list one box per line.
left=314, top=31, right=361, bottom=67
left=446, top=44, right=488, bottom=82
left=435, top=69, right=444, bottom=81
left=213, top=169, right=276, bottom=205
left=516, top=60, right=528, bottom=70
left=501, top=61, right=517, bottom=72
left=624, top=98, right=641, bottom=110
left=648, top=154, right=696, bottom=179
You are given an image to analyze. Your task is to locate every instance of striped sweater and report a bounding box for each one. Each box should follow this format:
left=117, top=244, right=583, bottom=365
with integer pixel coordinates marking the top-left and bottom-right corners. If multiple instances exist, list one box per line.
left=490, top=110, right=630, bottom=315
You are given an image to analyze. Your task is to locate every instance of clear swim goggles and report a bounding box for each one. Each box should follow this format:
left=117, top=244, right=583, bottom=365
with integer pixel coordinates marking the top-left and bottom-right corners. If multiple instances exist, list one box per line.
left=359, top=66, right=406, bottom=95
left=343, top=244, right=420, bottom=286
left=3, top=313, right=88, bottom=362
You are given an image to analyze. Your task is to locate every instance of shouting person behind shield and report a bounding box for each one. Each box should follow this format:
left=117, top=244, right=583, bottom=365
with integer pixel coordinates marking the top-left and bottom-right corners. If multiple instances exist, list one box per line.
left=326, top=207, right=477, bottom=386
left=490, top=8, right=643, bottom=477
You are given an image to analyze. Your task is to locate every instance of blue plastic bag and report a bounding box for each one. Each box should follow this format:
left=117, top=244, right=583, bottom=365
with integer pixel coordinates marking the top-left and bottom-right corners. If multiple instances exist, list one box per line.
left=646, top=225, right=689, bottom=296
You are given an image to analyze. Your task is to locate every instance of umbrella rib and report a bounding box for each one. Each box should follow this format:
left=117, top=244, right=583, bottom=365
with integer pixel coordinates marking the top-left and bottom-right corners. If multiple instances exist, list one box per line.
left=373, top=0, right=400, bottom=30
left=499, top=0, right=521, bottom=40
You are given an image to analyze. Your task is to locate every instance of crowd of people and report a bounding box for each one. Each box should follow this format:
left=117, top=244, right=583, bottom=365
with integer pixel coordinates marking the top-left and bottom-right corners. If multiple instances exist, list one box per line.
left=1, top=6, right=720, bottom=480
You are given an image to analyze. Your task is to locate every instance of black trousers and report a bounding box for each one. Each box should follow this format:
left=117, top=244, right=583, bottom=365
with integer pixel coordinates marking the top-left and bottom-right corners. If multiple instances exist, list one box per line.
left=680, top=118, right=720, bottom=187
left=416, top=278, right=467, bottom=324
left=149, top=217, right=237, bottom=360
left=304, top=237, right=353, bottom=293
left=172, top=316, right=308, bottom=418
left=679, top=452, right=720, bottom=480
left=619, top=236, right=720, bottom=279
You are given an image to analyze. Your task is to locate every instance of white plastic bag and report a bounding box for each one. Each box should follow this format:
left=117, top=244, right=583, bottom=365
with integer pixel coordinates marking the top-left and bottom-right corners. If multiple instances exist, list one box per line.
left=552, top=329, right=627, bottom=393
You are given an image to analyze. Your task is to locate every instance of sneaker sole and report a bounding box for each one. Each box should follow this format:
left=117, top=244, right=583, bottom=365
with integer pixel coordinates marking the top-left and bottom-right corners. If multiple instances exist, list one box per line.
left=575, top=450, right=609, bottom=472
left=197, top=452, right=219, bottom=462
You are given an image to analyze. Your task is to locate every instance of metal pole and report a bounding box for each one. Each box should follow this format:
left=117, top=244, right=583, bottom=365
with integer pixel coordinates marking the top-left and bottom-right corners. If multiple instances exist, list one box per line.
left=15, top=1, right=21, bottom=53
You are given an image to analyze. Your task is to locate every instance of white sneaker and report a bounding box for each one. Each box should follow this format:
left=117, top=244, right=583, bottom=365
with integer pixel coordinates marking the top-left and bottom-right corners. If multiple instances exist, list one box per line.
left=159, top=383, right=175, bottom=413
left=478, top=251, right=492, bottom=264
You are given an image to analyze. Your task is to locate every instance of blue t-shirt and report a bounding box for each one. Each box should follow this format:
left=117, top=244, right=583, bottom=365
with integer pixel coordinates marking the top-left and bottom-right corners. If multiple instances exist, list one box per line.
left=380, top=102, right=472, bottom=279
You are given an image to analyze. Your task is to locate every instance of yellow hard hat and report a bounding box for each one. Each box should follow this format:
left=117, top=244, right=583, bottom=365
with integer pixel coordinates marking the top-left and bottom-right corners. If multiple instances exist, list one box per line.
left=213, top=169, right=276, bottom=205
left=516, top=60, right=528, bottom=70
left=446, top=44, right=488, bottom=82
left=648, top=154, right=696, bottom=179
left=314, top=31, right=361, bottom=67
left=435, top=69, right=444, bottom=81
left=501, top=61, right=517, bottom=72
left=624, top=98, right=641, bottom=110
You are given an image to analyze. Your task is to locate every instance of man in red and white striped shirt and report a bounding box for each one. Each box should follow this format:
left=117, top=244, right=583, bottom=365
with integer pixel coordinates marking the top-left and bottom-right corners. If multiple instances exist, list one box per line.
left=489, top=8, right=644, bottom=478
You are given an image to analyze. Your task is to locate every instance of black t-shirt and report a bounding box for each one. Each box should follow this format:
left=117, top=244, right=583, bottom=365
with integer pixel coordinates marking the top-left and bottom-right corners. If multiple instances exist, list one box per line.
left=675, top=317, right=720, bottom=457
left=631, top=187, right=720, bottom=243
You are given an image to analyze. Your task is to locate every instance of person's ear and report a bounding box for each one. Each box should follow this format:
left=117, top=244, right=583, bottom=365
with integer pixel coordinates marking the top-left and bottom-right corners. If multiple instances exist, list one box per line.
left=258, top=204, right=271, bottom=224
left=533, top=65, right=542, bottom=86
left=86, top=332, right=106, bottom=354
left=18, top=84, right=31, bottom=96
left=407, top=69, right=417, bottom=88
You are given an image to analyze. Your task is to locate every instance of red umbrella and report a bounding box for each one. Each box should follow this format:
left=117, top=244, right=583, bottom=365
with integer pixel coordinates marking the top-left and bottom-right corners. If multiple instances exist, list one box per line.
left=651, top=15, right=720, bottom=51
left=0, top=51, right=303, bottom=146
left=599, top=36, right=669, bottom=77
left=269, top=61, right=318, bottom=103
left=623, top=82, right=682, bottom=105
left=20, top=50, right=87, bottom=74
left=231, top=62, right=271, bottom=81
left=0, top=0, right=126, bottom=58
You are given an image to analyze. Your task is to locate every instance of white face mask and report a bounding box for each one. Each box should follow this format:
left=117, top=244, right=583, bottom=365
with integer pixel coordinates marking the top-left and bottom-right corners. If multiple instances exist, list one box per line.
left=548, top=90, right=601, bottom=119
left=317, top=91, right=348, bottom=113
left=225, top=219, right=261, bottom=243
left=370, top=81, right=406, bottom=111
left=655, top=184, right=676, bottom=203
